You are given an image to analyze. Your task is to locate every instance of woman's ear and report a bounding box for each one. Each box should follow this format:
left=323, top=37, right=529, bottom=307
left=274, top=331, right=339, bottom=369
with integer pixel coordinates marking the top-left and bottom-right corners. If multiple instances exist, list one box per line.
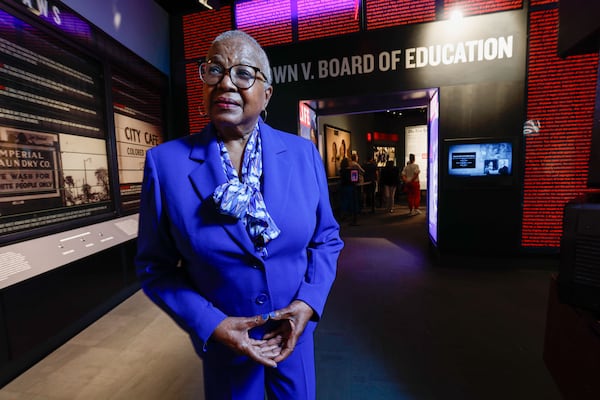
left=263, top=85, right=273, bottom=109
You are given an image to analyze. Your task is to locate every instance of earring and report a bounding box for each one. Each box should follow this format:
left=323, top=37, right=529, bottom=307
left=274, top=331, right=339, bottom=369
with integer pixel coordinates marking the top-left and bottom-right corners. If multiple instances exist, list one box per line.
left=198, top=106, right=208, bottom=117
left=261, top=109, right=268, bottom=122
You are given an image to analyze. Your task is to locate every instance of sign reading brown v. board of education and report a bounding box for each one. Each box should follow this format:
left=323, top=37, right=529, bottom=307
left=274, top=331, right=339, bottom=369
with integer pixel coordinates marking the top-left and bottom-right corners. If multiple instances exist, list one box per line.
left=266, top=9, right=527, bottom=93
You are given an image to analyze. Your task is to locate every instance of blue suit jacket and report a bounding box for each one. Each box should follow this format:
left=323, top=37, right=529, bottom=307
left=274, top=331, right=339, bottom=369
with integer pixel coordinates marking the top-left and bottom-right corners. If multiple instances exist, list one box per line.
left=135, top=120, right=343, bottom=353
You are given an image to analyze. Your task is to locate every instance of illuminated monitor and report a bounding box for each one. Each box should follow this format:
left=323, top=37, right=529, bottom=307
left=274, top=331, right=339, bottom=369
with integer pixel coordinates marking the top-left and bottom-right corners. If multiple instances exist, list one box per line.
left=442, top=137, right=517, bottom=190
left=428, top=90, right=439, bottom=245
left=373, top=146, right=396, bottom=167
left=446, top=139, right=513, bottom=177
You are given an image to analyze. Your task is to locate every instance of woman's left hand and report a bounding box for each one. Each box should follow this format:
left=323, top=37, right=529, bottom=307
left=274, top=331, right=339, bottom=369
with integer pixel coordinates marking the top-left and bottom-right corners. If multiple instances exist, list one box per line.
left=262, top=300, right=314, bottom=363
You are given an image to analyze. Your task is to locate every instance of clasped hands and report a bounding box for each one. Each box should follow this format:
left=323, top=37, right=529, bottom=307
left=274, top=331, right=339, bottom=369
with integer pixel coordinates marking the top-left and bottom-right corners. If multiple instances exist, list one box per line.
left=212, top=300, right=314, bottom=368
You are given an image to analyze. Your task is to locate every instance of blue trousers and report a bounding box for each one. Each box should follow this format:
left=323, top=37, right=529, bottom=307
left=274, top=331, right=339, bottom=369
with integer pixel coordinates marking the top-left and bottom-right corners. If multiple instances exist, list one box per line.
left=202, top=336, right=316, bottom=400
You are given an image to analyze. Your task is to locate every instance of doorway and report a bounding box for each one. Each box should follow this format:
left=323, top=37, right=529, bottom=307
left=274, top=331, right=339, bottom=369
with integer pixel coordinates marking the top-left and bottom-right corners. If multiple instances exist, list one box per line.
left=298, top=88, right=439, bottom=227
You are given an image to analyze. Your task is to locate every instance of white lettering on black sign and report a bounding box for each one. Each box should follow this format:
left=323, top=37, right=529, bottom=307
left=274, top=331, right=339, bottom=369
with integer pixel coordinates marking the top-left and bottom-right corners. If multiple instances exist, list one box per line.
left=272, top=35, right=514, bottom=84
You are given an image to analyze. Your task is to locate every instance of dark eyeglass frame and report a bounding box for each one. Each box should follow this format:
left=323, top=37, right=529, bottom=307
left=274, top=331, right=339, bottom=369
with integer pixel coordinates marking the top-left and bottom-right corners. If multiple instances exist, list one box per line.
left=199, top=62, right=268, bottom=89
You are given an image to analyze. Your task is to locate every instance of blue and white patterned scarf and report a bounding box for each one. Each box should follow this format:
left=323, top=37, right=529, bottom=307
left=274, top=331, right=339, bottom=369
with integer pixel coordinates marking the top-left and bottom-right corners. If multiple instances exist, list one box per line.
left=212, top=125, right=280, bottom=256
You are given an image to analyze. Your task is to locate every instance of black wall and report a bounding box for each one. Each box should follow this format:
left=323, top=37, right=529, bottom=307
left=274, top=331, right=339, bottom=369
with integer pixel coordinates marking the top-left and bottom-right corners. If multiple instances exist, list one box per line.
left=438, top=82, right=524, bottom=253
left=558, top=0, right=600, bottom=57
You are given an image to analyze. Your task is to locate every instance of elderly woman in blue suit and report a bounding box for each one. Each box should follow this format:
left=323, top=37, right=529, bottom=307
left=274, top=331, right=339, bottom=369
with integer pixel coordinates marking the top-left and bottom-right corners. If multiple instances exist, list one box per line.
left=135, top=30, right=343, bottom=400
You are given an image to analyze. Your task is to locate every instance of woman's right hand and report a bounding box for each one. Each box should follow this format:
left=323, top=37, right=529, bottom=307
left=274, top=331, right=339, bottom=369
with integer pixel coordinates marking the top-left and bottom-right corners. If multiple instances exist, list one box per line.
left=211, top=315, right=281, bottom=367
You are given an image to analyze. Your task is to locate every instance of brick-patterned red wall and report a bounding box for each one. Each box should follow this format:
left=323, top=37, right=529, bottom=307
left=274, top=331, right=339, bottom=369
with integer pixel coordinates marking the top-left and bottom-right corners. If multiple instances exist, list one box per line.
left=366, top=0, right=436, bottom=30
left=522, top=6, right=598, bottom=248
left=297, top=0, right=360, bottom=41
left=182, top=8, right=232, bottom=62
left=235, top=0, right=293, bottom=46
left=183, top=6, right=233, bottom=134
left=443, top=0, right=522, bottom=17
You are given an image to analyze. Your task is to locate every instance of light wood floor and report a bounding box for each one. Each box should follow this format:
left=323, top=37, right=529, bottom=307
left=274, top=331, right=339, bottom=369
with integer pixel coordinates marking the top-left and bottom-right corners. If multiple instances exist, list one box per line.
left=0, top=291, right=205, bottom=400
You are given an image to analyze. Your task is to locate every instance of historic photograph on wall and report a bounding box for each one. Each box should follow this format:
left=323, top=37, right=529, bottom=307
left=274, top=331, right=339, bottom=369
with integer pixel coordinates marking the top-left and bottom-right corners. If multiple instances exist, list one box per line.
left=374, top=146, right=396, bottom=167
left=325, top=125, right=351, bottom=178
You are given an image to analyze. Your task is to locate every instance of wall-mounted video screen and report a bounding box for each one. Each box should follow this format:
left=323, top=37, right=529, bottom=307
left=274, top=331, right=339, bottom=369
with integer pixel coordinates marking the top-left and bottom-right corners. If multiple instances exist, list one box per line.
left=374, top=146, right=396, bottom=167
left=447, top=139, right=513, bottom=177
left=0, top=6, right=113, bottom=242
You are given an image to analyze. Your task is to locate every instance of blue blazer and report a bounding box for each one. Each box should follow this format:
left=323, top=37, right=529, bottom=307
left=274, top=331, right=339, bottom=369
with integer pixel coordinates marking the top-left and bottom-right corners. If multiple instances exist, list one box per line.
left=135, top=120, right=343, bottom=353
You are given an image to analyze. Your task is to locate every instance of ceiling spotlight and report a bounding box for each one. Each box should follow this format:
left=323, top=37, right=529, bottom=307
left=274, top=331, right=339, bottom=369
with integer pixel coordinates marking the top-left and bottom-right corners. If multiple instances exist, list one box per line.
left=199, top=0, right=213, bottom=10
left=449, top=9, right=463, bottom=21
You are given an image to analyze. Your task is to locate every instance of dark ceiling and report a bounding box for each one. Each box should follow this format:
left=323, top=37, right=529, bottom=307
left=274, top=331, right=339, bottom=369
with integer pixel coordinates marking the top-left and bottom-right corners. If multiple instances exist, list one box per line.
left=310, top=90, right=432, bottom=116
left=153, top=0, right=232, bottom=14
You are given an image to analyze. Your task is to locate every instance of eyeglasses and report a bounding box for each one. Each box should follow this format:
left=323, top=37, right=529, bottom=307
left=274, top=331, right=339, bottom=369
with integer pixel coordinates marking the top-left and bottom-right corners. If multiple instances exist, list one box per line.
left=199, top=62, right=267, bottom=89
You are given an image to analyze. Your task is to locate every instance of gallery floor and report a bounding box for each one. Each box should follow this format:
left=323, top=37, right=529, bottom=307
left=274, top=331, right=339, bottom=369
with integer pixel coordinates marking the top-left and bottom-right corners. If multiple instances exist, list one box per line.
left=0, top=203, right=562, bottom=399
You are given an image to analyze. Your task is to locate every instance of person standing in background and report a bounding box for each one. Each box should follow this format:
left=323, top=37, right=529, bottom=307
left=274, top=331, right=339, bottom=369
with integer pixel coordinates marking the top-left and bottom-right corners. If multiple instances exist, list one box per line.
left=380, top=160, right=400, bottom=213
left=402, top=153, right=421, bottom=216
left=348, top=153, right=365, bottom=216
left=363, top=157, right=378, bottom=213
left=349, top=153, right=365, bottom=183
left=339, top=156, right=361, bottom=225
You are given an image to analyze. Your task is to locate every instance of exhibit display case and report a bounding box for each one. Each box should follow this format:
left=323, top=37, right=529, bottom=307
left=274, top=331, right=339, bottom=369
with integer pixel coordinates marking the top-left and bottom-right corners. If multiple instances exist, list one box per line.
left=0, top=0, right=167, bottom=385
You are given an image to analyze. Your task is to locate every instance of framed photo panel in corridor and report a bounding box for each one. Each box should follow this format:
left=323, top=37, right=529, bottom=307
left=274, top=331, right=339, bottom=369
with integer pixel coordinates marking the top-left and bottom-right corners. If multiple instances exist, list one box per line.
left=325, top=125, right=351, bottom=178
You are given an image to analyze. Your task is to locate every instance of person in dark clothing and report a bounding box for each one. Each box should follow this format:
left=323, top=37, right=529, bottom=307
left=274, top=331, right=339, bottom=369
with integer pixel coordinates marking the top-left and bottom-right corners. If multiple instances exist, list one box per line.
left=362, top=157, right=378, bottom=213
left=380, top=160, right=400, bottom=213
left=339, top=157, right=360, bottom=225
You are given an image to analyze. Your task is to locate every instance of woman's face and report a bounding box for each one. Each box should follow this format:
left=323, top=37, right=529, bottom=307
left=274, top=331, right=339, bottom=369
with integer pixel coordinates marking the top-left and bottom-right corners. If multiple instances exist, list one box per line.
left=203, top=36, right=272, bottom=137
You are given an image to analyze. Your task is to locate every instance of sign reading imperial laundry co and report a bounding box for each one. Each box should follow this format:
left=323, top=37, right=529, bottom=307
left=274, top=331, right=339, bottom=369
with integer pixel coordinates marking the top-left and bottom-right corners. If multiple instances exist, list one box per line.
left=0, top=128, right=59, bottom=202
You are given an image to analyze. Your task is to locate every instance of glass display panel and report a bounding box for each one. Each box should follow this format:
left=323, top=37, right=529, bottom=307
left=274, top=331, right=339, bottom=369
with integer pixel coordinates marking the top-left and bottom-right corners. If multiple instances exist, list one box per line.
left=0, top=7, right=112, bottom=242
left=428, top=90, right=439, bottom=244
left=112, top=73, right=164, bottom=212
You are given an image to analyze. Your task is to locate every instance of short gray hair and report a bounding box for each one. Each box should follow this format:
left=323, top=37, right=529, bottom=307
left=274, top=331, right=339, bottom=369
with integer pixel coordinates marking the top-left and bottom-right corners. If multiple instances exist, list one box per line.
left=211, top=30, right=272, bottom=86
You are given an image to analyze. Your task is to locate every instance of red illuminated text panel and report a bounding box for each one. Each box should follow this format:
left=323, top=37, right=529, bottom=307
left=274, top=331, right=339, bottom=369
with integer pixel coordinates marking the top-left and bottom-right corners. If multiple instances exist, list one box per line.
left=235, top=0, right=292, bottom=46
left=443, top=0, right=522, bottom=18
left=297, top=0, right=360, bottom=42
left=522, top=7, right=598, bottom=248
left=367, top=0, right=436, bottom=30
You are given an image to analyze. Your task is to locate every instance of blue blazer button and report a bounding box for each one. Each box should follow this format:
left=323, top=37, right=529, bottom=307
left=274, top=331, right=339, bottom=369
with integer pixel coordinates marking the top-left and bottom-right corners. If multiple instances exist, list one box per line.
left=255, top=293, right=268, bottom=305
